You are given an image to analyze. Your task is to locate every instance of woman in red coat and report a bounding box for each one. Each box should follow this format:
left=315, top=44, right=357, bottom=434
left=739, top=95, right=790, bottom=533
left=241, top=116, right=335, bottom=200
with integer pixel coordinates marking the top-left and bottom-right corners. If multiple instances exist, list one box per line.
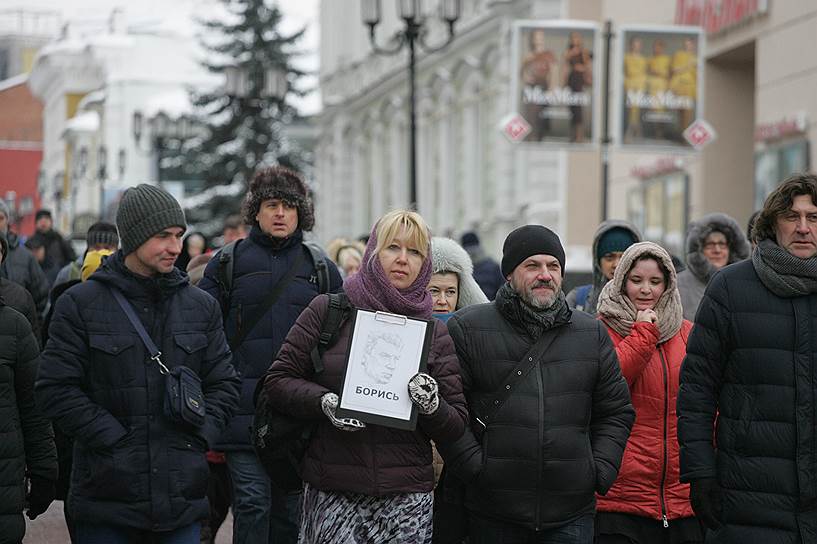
left=595, top=241, right=703, bottom=544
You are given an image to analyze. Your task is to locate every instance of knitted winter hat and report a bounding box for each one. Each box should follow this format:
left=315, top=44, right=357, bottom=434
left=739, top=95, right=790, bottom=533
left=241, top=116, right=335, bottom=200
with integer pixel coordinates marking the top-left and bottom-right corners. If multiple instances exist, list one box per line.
left=596, top=227, right=638, bottom=262
left=35, top=209, right=52, bottom=221
left=86, top=221, right=119, bottom=249
left=242, top=166, right=315, bottom=232
left=116, top=184, right=186, bottom=255
left=501, top=225, right=566, bottom=277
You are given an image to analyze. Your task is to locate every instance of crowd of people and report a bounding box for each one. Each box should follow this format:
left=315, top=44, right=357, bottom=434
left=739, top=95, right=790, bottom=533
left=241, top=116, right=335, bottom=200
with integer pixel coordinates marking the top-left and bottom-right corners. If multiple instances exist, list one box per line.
left=3, top=168, right=817, bottom=544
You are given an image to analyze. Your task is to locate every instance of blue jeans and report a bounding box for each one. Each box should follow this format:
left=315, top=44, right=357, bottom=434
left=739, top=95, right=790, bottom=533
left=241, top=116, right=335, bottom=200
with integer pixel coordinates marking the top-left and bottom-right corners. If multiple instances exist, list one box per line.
left=469, top=514, right=594, bottom=544
left=74, top=522, right=200, bottom=544
left=226, top=450, right=301, bottom=544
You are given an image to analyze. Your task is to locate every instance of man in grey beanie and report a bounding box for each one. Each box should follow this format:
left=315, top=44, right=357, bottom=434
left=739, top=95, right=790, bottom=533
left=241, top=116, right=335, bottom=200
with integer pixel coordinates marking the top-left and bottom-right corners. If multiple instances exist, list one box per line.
left=36, top=183, right=240, bottom=542
left=439, top=224, right=633, bottom=543
left=0, top=199, right=49, bottom=314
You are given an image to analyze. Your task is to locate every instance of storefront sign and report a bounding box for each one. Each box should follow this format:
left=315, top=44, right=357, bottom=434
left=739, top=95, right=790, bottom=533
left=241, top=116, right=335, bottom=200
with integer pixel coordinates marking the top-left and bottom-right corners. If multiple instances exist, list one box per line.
left=511, top=20, right=599, bottom=144
left=630, top=157, right=685, bottom=179
left=618, top=25, right=704, bottom=149
left=675, top=0, right=769, bottom=35
left=754, top=113, right=808, bottom=142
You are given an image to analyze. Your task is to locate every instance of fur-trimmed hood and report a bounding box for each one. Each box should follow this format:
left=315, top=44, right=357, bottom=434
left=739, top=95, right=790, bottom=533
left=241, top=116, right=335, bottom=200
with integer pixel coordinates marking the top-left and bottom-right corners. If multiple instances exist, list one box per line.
left=430, top=237, right=488, bottom=310
left=685, top=213, right=750, bottom=283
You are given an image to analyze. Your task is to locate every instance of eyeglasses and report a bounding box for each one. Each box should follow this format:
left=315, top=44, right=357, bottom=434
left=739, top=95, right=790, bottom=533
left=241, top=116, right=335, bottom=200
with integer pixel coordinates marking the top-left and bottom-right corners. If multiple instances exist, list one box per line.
left=428, top=287, right=457, bottom=299
left=703, top=241, right=728, bottom=250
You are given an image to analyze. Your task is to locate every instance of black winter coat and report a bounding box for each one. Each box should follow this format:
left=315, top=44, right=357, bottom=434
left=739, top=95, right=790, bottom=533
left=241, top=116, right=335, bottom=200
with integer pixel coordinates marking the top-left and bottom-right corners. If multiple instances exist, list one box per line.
left=35, top=251, right=240, bottom=531
left=0, top=232, right=48, bottom=314
left=0, top=277, right=39, bottom=343
left=441, top=303, right=634, bottom=530
left=472, top=257, right=504, bottom=301
left=198, top=227, right=342, bottom=450
left=678, top=260, right=817, bottom=544
left=0, top=302, right=57, bottom=544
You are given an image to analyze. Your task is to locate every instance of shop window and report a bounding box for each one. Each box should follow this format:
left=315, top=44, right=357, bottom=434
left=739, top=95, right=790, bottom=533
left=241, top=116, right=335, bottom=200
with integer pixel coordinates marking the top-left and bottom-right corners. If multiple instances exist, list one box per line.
left=627, top=172, right=689, bottom=258
left=754, top=139, right=809, bottom=209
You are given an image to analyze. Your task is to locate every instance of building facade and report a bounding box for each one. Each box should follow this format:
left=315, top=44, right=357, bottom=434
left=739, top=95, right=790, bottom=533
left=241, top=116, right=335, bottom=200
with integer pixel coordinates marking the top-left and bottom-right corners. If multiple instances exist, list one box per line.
left=316, top=0, right=817, bottom=272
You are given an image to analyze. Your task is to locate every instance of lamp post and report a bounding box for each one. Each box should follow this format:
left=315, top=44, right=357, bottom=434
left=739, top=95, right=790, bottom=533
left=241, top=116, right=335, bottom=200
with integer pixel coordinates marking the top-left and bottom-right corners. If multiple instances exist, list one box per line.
left=132, top=110, right=201, bottom=184
left=361, top=0, right=460, bottom=210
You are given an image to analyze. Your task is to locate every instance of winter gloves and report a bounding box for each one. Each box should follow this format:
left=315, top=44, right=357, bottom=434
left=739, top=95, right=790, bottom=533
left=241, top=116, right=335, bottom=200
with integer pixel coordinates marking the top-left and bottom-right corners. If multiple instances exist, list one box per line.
left=320, top=372, right=439, bottom=432
left=26, top=476, right=56, bottom=520
left=320, top=392, right=366, bottom=431
left=408, top=373, right=439, bottom=415
left=690, top=477, right=722, bottom=530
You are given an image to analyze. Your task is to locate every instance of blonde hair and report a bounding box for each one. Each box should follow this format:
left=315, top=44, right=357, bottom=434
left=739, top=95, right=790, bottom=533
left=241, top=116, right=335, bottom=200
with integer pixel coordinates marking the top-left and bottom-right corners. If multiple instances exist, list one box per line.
left=373, top=209, right=431, bottom=260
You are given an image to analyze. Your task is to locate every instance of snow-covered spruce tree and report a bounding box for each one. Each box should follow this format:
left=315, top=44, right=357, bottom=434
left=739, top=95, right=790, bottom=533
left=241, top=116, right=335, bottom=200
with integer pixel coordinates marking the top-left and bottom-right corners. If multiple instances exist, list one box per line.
left=173, top=0, right=310, bottom=231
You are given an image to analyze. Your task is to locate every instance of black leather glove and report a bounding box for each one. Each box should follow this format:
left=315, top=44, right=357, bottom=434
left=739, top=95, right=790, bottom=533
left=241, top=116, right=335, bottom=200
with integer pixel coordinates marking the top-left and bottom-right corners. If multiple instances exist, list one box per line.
left=689, top=477, right=722, bottom=530
left=26, top=476, right=56, bottom=520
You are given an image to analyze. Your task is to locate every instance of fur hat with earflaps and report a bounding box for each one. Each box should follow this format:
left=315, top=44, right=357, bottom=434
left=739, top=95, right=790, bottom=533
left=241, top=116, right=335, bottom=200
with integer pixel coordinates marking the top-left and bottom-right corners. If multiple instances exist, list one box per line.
left=242, top=166, right=315, bottom=232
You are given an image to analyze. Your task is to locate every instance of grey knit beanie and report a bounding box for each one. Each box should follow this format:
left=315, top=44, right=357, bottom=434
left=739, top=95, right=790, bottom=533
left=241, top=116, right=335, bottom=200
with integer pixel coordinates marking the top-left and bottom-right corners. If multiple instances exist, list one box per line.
left=116, top=184, right=186, bottom=255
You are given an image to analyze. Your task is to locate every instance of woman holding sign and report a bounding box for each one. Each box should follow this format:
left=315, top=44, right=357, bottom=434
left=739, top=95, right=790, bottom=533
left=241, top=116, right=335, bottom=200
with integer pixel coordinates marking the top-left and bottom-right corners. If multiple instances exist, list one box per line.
left=264, top=209, right=467, bottom=544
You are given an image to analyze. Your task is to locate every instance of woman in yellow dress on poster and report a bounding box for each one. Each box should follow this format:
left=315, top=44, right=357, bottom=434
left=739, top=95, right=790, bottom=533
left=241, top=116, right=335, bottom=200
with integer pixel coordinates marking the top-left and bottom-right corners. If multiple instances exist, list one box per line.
left=624, top=37, right=647, bottom=140
left=670, top=37, right=698, bottom=131
left=647, top=39, right=671, bottom=137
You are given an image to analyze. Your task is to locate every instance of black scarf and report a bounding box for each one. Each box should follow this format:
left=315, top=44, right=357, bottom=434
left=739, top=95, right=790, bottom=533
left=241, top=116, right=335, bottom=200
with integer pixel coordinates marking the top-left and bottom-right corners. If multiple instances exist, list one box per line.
left=752, top=238, right=817, bottom=298
left=495, top=282, right=572, bottom=340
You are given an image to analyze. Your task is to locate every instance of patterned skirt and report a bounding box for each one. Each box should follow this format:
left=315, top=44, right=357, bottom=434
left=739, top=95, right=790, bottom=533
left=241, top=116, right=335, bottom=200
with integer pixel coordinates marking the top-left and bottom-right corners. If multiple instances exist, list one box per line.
left=298, top=484, right=433, bottom=544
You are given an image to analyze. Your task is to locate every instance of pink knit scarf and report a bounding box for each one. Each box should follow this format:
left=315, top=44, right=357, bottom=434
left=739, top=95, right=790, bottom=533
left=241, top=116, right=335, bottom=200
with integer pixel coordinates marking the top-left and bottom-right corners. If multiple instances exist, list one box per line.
left=343, top=224, right=433, bottom=319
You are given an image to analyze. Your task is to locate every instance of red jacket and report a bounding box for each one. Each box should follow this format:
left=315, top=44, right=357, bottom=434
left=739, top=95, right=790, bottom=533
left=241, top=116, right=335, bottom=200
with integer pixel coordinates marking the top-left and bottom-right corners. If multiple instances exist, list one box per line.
left=596, top=319, right=695, bottom=522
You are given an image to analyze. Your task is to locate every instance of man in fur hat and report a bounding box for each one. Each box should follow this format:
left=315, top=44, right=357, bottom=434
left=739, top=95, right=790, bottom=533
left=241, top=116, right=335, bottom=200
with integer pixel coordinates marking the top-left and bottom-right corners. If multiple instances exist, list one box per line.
left=199, top=166, right=343, bottom=544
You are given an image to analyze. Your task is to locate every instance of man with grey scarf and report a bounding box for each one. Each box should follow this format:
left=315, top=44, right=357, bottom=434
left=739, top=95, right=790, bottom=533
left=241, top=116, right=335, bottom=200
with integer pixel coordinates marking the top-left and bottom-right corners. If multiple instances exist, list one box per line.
left=440, top=225, right=634, bottom=543
left=678, top=173, right=817, bottom=544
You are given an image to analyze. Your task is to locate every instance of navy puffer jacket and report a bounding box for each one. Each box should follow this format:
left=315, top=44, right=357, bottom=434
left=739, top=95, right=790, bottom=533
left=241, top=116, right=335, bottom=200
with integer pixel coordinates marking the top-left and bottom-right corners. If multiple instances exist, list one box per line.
left=35, top=251, right=240, bottom=531
left=679, top=259, right=817, bottom=543
left=199, top=226, right=342, bottom=450
left=0, top=302, right=57, bottom=544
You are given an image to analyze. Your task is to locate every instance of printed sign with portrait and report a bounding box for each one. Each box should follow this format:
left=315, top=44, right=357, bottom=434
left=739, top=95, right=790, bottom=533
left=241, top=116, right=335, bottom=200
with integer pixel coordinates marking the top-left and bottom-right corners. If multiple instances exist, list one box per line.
left=335, top=309, right=434, bottom=430
left=512, top=20, right=599, bottom=144
left=618, top=25, right=704, bottom=148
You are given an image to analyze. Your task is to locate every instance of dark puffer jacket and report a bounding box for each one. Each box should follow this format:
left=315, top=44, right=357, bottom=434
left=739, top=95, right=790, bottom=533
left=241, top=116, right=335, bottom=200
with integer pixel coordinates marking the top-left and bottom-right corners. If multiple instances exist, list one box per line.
left=0, top=277, right=39, bottom=343
left=442, top=304, right=634, bottom=530
left=264, top=294, right=467, bottom=496
left=35, top=251, right=240, bottom=531
left=0, top=232, right=48, bottom=314
left=0, top=302, right=57, bottom=544
left=678, top=259, right=817, bottom=543
left=199, top=226, right=342, bottom=450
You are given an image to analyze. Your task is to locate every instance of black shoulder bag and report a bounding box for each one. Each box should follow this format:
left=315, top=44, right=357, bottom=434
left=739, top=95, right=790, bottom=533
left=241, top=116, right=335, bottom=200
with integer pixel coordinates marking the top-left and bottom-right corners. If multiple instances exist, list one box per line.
left=110, top=287, right=206, bottom=428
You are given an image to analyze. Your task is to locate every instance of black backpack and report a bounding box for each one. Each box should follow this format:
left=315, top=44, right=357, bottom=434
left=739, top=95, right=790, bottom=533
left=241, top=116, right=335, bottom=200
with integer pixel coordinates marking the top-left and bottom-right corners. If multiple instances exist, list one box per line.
left=215, top=238, right=331, bottom=318
left=251, top=292, right=352, bottom=492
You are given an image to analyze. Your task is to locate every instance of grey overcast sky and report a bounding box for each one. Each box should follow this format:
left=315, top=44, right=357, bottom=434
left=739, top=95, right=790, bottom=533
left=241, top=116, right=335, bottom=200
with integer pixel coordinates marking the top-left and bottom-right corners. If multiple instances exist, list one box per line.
left=2, top=0, right=321, bottom=113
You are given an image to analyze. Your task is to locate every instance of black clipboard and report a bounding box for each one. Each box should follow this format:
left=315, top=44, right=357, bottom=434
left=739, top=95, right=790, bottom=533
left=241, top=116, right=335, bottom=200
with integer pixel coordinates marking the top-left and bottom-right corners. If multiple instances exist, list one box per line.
left=335, top=308, right=435, bottom=431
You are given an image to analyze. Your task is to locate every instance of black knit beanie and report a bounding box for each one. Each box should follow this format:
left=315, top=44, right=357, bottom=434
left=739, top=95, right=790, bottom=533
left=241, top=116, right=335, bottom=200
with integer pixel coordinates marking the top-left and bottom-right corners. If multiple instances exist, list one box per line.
left=116, top=184, right=186, bottom=255
left=86, top=221, right=119, bottom=249
left=501, top=225, right=566, bottom=277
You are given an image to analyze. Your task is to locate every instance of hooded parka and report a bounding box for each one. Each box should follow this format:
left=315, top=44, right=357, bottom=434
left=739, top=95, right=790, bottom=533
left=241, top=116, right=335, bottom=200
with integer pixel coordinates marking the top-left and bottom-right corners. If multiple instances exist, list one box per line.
left=430, top=237, right=489, bottom=311
left=35, top=251, right=240, bottom=531
left=567, top=220, right=642, bottom=314
left=676, top=213, right=749, bottom=320
left=0, top=301, right=57, bottom=544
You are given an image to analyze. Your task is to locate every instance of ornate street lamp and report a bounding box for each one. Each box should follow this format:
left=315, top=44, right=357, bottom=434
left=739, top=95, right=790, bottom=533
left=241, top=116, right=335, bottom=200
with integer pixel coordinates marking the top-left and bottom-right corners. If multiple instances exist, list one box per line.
left=361, top=0, right=460, bottom=209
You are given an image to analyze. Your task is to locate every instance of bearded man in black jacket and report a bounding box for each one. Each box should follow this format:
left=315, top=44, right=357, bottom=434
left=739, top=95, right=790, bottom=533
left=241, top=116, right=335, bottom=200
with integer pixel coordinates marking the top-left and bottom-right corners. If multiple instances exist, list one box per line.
left=441, top=225, right=634, bottom=543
